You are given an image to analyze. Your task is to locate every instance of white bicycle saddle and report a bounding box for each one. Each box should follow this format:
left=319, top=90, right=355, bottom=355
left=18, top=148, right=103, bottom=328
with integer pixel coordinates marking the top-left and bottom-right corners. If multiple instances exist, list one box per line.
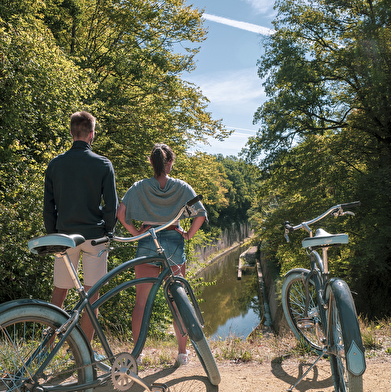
left=28, top=233, right=85, bottom=255
left=302, top=228, right=349, bottom=249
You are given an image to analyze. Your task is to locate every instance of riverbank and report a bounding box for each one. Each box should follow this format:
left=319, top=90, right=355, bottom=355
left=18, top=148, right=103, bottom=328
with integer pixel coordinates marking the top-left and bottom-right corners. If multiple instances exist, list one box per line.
left=192, top=236, right=257, bottom=277
left=95, top=319, right=391, bottom=391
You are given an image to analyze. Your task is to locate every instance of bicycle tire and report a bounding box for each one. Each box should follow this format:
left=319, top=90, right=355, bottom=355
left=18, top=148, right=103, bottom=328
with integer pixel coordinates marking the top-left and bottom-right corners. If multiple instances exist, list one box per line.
left=281, top=269, right=324, bottom=353
left=326, top=280, right=364, bottom=392
left=169, top=283, right=221, bottom=386
left=0, top=300, right=95, bottom=392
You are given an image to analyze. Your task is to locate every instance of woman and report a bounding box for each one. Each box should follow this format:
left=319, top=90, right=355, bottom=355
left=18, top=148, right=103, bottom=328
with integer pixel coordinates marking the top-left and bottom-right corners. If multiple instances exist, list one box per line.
left=116, top=143, right=207, bottom=366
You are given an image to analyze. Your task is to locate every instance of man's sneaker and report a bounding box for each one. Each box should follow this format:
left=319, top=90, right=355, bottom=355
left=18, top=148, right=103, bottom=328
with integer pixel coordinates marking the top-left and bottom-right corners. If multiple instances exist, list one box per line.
left=93, top=351, right=106, bottom=362
left=175, top=350, right=190, bottom=367
left=94, top=351, right=110, bottom=372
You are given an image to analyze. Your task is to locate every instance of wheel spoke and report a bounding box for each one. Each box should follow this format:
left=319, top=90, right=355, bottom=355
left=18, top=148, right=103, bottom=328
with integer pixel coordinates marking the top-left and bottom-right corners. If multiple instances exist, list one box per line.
left=0, top=305, right=95, bottom=392
left=282, top=271, right=324, bottom=353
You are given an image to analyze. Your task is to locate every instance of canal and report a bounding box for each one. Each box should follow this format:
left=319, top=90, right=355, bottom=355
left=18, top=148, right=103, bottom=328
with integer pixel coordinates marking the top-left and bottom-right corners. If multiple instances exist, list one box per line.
left=196, top=244, right=261, bottom=340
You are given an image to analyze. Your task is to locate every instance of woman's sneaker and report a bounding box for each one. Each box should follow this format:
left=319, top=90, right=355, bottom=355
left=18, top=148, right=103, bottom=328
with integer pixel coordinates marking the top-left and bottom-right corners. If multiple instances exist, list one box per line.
left=136, top=353, right=144, bottom=365
left=175, top=350, right=190, bottom=367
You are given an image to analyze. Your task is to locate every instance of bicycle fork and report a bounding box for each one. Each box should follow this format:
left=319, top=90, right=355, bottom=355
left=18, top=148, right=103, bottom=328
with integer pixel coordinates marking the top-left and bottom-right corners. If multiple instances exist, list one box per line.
left=164, top=278, right=204, bottom=337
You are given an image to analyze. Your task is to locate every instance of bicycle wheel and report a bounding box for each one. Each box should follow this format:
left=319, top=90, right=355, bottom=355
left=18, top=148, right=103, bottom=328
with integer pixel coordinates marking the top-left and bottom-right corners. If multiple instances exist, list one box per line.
left=281, top=269, right=324, bottom=353
left=326, top=280, right=364, bottom=392
left=0, top=300, right=95, bottom=392
left=169, top=283, right=220, bottom=386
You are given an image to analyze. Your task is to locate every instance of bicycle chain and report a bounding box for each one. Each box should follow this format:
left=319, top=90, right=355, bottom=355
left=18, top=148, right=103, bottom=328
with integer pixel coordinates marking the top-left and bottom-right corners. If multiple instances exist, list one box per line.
left=40, top=352, right=118, bottom=380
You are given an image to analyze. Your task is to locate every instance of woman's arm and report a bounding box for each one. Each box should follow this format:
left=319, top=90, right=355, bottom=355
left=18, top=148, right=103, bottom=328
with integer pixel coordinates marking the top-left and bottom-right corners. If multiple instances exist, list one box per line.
left=175, top=216, right=206, bottom=240
left=116, top=202, right=150, bottom=236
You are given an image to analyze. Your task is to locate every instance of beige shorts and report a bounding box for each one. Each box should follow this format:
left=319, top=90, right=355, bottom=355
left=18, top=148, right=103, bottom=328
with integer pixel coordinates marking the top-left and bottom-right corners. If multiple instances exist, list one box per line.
left=53, top=240, right=107, bottom=289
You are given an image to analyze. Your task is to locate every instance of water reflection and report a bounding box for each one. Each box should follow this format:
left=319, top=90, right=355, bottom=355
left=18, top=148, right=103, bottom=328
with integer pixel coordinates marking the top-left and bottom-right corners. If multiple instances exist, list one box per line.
left=197, top=245, right=261, bottom=340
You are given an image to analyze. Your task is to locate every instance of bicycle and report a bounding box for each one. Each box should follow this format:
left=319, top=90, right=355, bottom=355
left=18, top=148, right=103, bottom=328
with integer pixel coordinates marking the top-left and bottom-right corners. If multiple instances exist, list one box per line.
left=0, top=195, right=221, bottom=392
left=282, top=202, right=366, bottom=392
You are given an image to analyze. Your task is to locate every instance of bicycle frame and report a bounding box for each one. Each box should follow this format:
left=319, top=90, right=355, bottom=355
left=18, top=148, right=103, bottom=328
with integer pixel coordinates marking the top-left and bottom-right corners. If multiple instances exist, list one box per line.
left=14, top=195, right=220, bottom=392
left=26, top=250, right=200, bottom=392
left=53, top=247, right=202, bottom=368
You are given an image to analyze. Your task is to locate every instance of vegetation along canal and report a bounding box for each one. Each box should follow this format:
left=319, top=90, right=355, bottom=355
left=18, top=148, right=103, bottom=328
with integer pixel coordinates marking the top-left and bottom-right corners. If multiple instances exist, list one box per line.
left=196, top=244, right=261, bottom=340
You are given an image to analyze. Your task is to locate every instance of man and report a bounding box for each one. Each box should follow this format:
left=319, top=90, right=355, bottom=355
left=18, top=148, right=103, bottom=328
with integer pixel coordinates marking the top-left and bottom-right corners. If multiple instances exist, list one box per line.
left=44, top=111, right=118, bottom=341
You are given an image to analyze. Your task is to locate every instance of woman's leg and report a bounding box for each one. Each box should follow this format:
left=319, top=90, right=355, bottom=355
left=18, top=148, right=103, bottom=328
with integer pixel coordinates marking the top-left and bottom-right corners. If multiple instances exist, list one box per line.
left=133, top=263, right=160, bottom=343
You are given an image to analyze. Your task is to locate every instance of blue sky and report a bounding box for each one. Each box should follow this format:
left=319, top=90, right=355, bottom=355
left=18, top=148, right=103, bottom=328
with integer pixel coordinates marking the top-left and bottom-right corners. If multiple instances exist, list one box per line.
left=183, top=0, right=277, bottom=156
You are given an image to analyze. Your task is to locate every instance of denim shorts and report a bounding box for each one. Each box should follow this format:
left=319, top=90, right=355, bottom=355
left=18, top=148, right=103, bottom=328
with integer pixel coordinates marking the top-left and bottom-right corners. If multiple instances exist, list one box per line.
left=135, top=229, right=186, bottom=267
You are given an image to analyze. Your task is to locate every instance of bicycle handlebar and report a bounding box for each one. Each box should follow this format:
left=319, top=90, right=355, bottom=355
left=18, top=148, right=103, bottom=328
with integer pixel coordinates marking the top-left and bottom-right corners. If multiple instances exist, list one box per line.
left=340, top=201, right=361, bottom=210
left=284, top=201, right=360, bottom=241
left=92, top=195, right=204, bottom=246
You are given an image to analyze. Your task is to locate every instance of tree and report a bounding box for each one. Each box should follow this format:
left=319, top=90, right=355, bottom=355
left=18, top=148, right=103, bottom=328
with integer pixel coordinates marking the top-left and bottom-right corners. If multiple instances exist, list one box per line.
left=212, top=155, right=260, bottom=229
left=246, top=0, right=391, bottom=318
left=0, top=13, right=92, bottom=302
left=247, top=0, right=391, bottom=165
left=36, top=0, right=232, bottom=191
left=0, top=1, right=231, bottom=308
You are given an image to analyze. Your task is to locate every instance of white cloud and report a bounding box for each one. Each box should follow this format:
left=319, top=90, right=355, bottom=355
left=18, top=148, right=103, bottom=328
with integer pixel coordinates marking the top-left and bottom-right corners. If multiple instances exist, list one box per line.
left=195, top=68, right=266, bottom=106
left=241, top=0, right=276, bottom=15
left=203, top=13, right=275, bottom=35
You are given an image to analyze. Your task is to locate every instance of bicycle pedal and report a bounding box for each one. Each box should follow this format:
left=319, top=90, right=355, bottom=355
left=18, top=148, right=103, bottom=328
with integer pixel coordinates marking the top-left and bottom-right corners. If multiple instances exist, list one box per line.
left=151, top=383, right=168, bottom=392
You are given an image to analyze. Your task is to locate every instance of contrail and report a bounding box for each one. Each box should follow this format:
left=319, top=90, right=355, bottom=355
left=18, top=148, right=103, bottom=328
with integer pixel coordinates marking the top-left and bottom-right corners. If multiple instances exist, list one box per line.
left=204, top=13, right=275, bottom=36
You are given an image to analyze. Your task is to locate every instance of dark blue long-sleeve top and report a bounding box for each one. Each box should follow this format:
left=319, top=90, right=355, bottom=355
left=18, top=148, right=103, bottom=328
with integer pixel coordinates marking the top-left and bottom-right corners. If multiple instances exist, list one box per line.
left=43, top=141, right=118, bottom=239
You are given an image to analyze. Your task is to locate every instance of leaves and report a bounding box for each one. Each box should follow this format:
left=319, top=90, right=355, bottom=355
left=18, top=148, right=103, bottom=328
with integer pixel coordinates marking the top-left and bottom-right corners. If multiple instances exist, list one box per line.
left=246, top=0, right=391, bottom=318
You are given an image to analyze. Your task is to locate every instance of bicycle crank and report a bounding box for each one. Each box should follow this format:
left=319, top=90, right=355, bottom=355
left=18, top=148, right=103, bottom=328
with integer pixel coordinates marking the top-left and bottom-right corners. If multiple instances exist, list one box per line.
left=110, top=352, right=162, bottom=391
left=111, top=352, right=137, bottom=391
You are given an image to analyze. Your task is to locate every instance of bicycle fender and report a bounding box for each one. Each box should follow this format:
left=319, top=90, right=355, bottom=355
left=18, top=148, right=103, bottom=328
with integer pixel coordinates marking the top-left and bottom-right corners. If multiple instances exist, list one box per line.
left=168, top=282, right=204, bottom=341
left=0, top=298, right=94, bottom=358
left=329, top=278, right=366, bottom=376
left=0, top=298, right=72, bottom=318
left=283, top=268, right=311, bottom=281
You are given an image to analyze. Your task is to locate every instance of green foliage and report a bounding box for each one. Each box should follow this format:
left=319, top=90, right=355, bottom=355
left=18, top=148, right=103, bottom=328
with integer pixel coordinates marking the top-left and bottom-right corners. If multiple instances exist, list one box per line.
left=212, top=155, right=261, bottom=228
left=248, top=0, right=391, bottom=166
left=0, top=0, right=231, bottom=307
left=246, top=0, right=391, bottom=319
left=0, top=14, right=91, bottom=303
left=0, top=0, right=257, bottom=340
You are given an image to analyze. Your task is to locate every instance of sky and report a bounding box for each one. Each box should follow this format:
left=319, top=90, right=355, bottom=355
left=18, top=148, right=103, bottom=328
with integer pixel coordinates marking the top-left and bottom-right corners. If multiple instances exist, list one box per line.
left=183, top=0, right=277, bottom=157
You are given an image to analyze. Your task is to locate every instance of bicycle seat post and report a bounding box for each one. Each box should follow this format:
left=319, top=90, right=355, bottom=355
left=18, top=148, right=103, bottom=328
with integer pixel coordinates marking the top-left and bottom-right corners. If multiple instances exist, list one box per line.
left=322, top=247, right=329, bottom=275
left=58, top=252, right=84, bottom=293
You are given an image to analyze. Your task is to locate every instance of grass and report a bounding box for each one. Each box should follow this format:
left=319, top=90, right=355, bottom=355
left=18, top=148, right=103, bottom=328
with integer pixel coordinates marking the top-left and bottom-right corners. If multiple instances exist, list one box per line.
left=90, top=316, right=391, bottom=370
left=360, top=317, right=391, bottom=357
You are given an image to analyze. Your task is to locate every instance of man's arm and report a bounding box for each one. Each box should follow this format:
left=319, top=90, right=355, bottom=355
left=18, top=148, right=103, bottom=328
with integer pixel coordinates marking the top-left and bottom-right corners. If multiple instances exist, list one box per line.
left=43, top=171, right=57, bottom=233
left=102, top=162, right=118, bottom=233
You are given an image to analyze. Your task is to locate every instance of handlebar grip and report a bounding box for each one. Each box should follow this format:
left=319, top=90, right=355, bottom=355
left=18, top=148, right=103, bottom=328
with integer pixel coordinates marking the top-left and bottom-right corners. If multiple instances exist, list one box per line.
left=187, top=194, right=203, bottom=206
left=284, top=221, right=295, bottom=232
left=341, top=201, right=361, bottom=209
left=91, top=237, right=109, bottom=246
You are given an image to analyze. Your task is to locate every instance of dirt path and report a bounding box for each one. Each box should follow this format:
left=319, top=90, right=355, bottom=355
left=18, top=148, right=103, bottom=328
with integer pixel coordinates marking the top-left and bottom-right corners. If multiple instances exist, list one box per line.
left=96, top=356, right=391, bottom=391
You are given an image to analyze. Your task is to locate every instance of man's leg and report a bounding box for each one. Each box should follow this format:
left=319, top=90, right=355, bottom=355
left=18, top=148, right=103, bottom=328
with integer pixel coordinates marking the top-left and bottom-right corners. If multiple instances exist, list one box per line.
left=51, top=286, right=68, bottom=308
left=52, top=247, right=81, bottom=309
left=80, top=286, right=99, bottom=342
left=81, top=240, right=108, bottom=342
